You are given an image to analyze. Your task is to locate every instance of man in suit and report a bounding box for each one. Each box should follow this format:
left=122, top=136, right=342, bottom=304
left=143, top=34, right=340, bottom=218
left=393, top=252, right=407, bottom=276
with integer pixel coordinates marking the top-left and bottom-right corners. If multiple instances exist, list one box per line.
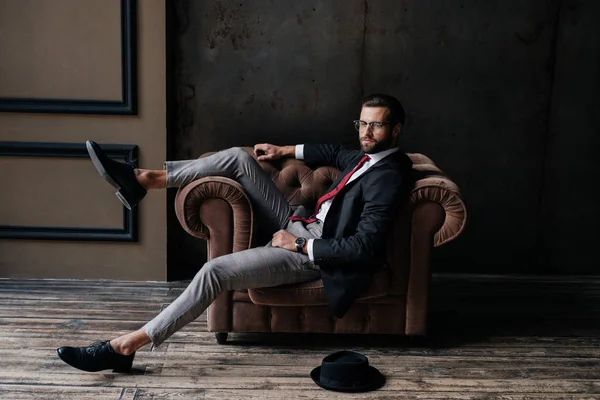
left=56, top=93, right=413, bottom=372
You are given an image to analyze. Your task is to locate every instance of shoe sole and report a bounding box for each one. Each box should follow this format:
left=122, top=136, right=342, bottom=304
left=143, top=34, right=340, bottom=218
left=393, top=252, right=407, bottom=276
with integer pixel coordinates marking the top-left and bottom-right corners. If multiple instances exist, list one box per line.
left=86, top=141, right=134, bottom=210
left=115, top=191, right=133, bottom=210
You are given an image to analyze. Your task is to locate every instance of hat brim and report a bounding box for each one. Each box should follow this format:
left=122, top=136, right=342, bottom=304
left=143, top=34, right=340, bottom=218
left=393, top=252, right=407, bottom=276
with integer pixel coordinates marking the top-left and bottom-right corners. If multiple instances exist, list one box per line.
left=310, top=365, right=386, bottom=393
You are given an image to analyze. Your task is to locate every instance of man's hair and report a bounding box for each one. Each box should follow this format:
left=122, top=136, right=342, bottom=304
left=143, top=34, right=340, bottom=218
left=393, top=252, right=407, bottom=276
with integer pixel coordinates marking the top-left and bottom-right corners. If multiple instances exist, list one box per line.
left=361, top=93, right=405, bottom=126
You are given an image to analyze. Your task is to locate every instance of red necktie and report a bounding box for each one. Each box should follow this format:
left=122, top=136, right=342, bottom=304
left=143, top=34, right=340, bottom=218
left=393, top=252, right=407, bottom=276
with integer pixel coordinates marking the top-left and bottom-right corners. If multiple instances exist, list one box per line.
left=289, top=154, right=370, bottom=224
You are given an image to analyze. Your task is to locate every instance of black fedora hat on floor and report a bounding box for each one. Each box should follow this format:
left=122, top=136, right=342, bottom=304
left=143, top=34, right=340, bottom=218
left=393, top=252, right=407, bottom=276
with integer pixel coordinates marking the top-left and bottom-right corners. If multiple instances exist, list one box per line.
left=310, top=351, right=386, bottom=392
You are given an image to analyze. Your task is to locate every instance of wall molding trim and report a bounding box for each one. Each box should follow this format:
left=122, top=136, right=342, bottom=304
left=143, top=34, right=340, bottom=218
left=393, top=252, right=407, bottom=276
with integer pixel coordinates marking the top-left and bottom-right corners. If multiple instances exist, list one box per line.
left=0, top=141, right=139, bottom=242
left=0, top=0, right=138, bottom=115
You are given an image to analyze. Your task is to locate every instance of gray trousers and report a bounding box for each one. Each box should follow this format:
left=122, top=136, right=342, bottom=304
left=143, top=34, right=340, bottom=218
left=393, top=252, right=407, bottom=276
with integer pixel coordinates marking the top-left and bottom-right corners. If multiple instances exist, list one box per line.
left=142, top=148, right=322, bottom=345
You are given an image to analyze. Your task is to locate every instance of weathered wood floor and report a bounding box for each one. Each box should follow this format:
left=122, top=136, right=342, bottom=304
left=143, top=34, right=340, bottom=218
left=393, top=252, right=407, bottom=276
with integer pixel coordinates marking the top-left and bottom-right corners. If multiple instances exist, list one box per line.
left=0, top=273, right=599, bottom=399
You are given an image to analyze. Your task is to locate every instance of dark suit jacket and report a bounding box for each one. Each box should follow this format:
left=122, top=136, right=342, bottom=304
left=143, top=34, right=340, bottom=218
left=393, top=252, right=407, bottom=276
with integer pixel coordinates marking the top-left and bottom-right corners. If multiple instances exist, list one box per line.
left=302, top=144, right=413, bottom=317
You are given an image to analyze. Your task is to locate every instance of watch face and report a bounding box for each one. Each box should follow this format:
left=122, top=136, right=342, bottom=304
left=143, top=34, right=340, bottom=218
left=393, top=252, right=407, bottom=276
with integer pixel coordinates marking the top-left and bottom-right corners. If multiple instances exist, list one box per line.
left=295, top=237, right=306, bottom=250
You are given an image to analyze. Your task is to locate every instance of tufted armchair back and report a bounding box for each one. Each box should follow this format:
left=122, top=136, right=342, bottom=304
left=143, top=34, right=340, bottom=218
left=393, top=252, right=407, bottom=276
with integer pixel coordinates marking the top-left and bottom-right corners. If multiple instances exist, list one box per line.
left=252, top=148, right=465, bottom=244
left=258, top=156, right=337, bottom=207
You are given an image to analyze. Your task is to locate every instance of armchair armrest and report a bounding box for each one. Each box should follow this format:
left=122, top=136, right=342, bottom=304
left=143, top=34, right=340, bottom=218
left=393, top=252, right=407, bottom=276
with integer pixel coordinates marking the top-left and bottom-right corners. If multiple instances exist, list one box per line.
left=409, top=159, right=467, bottom=247
left=174, top=176, right=254, bottom=253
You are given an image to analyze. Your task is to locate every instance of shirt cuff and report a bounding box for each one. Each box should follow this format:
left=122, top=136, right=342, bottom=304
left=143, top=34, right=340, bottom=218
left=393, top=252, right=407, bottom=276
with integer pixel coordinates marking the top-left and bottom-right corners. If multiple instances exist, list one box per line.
left=307, top=239, right=315, bottom=261
left=295, top=144, right=304, bottom=160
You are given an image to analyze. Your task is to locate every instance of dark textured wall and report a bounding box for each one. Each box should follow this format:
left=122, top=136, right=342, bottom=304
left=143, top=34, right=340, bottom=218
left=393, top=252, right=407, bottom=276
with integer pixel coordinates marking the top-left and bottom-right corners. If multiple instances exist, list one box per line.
left=539, top=2, right=600, bottom=273
left=167, top=0, right=599, bottom=279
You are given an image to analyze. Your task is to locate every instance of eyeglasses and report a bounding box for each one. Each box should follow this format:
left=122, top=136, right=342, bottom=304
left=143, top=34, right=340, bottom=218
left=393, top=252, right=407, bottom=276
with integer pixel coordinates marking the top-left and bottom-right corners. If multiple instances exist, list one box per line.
left=353, top=120, right=391, bottom=132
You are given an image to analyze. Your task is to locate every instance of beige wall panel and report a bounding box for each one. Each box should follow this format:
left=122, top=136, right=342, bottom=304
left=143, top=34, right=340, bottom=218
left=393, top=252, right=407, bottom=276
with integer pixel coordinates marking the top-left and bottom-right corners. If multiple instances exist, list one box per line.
left=0, top=0, right=121, bottom=100
left=0, top=1, right=166, bottom=280
left=0, top=157, right=122, bottom=227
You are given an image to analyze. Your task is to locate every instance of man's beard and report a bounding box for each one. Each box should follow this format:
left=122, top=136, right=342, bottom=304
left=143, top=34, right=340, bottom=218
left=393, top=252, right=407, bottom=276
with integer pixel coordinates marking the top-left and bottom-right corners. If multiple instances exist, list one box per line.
left=360, top=133, right=395, bottom=154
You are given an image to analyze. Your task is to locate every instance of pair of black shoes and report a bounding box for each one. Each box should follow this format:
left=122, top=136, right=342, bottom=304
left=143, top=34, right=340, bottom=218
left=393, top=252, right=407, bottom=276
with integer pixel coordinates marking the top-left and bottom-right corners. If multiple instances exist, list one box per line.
left=86, top=140, right=146, bottom=209
left=56, top=341, right=135, bottom=372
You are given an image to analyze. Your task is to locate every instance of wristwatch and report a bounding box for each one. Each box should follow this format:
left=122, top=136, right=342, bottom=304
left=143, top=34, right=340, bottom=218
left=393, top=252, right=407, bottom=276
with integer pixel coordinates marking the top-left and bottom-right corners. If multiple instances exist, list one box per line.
left=294, top=237, right=307, bottom=253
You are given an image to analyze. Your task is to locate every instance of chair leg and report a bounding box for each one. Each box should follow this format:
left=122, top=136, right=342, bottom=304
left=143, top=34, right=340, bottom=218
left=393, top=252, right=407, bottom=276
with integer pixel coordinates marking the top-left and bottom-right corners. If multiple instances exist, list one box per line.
left=215, top=332, right=228, bottom=344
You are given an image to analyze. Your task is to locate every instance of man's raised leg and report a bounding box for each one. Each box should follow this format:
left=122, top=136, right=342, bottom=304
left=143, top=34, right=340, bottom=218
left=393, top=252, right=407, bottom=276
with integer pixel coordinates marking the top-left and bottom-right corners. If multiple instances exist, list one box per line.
left=87, top=143, right=291, bottom=232
left=163, top=147, right=291, bottom=231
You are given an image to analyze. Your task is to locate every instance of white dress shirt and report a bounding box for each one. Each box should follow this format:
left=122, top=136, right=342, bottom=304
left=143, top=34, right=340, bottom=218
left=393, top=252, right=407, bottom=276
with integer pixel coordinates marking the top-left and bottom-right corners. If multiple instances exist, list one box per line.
left=295, top=145, right=400, bottom=261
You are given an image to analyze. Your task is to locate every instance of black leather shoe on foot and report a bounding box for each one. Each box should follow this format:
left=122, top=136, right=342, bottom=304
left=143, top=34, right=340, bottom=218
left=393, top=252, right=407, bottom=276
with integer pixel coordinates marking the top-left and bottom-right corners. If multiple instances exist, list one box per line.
left=86, top=140, right=147, bottom=209
left=56, top=341, right=135, bottom=372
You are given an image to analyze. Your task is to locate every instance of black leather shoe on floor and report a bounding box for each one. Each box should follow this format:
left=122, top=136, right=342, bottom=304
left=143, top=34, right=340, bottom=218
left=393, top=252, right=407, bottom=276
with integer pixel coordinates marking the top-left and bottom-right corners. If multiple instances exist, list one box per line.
left=86, top=140, right=146, bottom=209
left=56, top=341, right=135, bottom=372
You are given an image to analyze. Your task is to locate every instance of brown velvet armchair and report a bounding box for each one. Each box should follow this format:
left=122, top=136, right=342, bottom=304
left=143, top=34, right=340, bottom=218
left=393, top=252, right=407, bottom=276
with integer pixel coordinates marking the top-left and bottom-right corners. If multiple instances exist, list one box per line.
left=174, top=147, right=467, bottom=343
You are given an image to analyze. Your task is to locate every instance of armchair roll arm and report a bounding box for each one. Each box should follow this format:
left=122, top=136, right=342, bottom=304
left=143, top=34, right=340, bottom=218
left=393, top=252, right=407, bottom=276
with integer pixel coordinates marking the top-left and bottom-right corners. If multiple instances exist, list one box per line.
left=409, top=164, right=467, bottom=247
left=174, top=176, right=255, bottom=253
left=404, top=156, right=467, bottom=336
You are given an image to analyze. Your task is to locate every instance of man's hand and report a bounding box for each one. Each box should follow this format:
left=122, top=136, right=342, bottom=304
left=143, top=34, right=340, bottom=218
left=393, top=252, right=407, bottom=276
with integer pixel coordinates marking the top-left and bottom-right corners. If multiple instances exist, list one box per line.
left=272, top=229, right=302, bottom=253
left=253, top=143, right=295, bottom=161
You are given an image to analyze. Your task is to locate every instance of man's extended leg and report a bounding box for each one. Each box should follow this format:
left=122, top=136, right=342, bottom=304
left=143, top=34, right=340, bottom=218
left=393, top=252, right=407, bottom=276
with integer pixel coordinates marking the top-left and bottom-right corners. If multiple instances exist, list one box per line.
left=56, top=225, right=322, bottom=372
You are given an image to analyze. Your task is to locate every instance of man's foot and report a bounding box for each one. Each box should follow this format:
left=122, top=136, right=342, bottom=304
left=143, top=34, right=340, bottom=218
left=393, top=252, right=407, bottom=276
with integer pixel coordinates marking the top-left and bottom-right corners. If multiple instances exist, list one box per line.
left=56, top=341, right=135, bottom=372
left=86, top=140, right=147, bottom=209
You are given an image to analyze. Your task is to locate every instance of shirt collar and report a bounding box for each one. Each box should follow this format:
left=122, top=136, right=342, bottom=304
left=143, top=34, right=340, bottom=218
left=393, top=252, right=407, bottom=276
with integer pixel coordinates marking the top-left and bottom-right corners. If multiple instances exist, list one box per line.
left=365, top=147, right=399, bottom=165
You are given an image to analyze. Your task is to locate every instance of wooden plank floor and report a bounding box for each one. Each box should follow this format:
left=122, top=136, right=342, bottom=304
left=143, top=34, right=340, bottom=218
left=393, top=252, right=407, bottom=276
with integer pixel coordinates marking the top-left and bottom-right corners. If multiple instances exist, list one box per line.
left=0, top=274, right=599, bottom=399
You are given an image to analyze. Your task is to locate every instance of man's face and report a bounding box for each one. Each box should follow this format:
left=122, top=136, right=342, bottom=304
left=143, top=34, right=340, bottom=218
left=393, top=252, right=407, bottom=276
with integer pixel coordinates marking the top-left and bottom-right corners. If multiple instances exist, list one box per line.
left=357, top=106, right=401, bottom=154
